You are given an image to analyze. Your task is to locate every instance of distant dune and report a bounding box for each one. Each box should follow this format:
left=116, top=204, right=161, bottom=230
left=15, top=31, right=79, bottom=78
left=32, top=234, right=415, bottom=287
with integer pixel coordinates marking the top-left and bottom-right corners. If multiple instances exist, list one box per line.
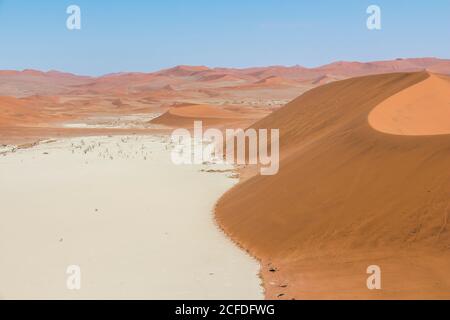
left=0, top=95, right=60, bottom=126
left=2, top=58, right=449, bottom=97
left=311, top=74, right=344, bottom=85
left=150, top=103, right=268, bottom=128
left=255, top=76, right=301, bottom=87
left=0, top=70, right=91, bottom=97
left=216, top=72, right=450, bottom=299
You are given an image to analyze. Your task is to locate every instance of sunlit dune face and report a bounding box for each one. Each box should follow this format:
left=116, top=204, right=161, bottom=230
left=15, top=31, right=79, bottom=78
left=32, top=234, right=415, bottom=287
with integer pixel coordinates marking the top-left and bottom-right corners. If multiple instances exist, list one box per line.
left=168, top=104, right=241, bottom=119
left=368, top=74, right=450, bottom=136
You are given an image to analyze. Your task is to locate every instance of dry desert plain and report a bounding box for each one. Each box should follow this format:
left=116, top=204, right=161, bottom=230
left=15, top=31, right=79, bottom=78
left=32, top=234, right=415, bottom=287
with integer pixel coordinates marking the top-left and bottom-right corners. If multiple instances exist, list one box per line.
left=1, top=58, right=450, bottom=299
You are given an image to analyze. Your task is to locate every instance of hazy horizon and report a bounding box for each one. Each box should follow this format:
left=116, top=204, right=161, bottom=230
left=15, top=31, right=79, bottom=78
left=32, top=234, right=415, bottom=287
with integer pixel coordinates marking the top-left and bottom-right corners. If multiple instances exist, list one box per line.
left=1, top=56, right=449, bottom=78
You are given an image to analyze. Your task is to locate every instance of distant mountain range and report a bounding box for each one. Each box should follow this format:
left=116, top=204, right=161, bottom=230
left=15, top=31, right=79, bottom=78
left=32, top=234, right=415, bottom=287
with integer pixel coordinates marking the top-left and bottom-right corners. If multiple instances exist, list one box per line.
left=1, top=58, right=449, bottom=97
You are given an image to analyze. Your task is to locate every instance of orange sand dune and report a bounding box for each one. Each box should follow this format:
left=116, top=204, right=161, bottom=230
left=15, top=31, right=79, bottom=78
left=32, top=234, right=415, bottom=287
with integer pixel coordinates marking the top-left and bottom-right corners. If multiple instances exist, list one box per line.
left=199, top=74, right=246, bottom=83
left=216, top=72, right=450, bottom=299
left=0, top=96, right=27, bottom=125
left=254, top=76, right=301, bottom=87
left=0, top=95, right=170, bottom=145
left=312, top=74, right=345, bottom=85
left=151, top=103, right=267, bottom=128
left=369, top=74, right=450, bottom=135
left=0, top=96, right=50, bottom=126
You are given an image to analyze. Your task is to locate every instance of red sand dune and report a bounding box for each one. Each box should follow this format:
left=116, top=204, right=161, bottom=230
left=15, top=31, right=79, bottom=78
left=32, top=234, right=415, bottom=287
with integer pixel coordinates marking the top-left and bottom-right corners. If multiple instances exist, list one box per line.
left=199, top=73, right=246, bottom=83
left=316, top=58, right=450, bottom=77
left=216, top=72, right=450, bottom=299
left=312, top=74, right=344, bottom=85
left=255, top=76, right=301, bottom=87
left=0, top=95, right=58, bottom=126
left=0, top=70, right=91, bottom=97
left=150, top=103, right=267, bottom=128
left=159, top=65, right=211, bottom=77
left=0, top=96, right=29, bottom=125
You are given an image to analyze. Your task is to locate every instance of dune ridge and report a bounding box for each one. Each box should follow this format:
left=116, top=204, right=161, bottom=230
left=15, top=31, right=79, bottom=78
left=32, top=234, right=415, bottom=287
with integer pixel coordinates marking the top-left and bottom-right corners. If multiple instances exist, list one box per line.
left=216, top=72, right=450, bottom=299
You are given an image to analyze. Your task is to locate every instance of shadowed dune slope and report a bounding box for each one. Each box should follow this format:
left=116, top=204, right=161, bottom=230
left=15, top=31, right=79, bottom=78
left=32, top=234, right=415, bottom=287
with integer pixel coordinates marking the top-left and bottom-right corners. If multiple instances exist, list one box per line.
left=216, top=72, right=450, bottom=299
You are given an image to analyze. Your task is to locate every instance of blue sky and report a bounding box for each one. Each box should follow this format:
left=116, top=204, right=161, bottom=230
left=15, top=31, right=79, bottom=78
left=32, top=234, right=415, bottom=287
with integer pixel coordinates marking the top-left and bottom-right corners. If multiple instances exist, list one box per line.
left=0, top=0, right=449, bottom=76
